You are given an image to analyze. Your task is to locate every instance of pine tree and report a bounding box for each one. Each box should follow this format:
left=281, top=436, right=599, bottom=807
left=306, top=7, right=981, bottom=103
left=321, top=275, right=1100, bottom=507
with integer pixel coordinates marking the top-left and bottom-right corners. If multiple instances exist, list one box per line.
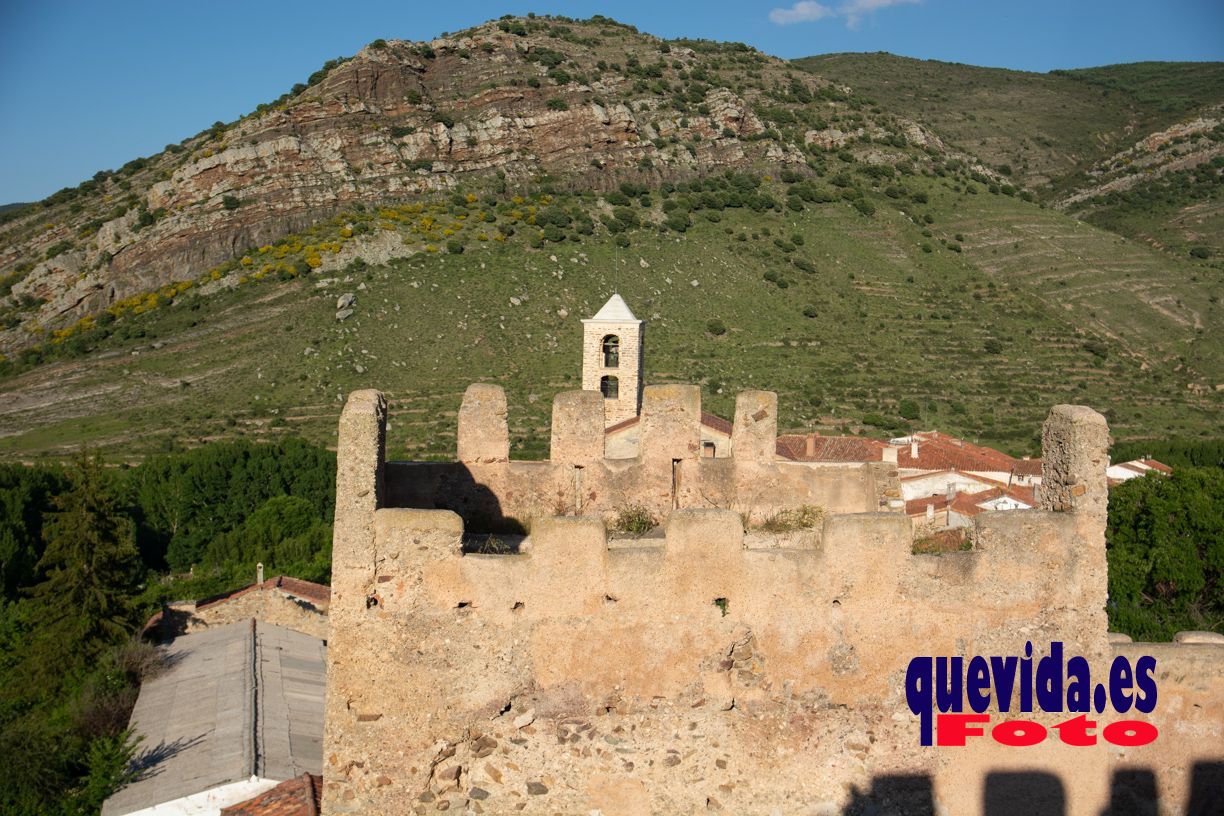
left=26, top=451, right=140, bottom=667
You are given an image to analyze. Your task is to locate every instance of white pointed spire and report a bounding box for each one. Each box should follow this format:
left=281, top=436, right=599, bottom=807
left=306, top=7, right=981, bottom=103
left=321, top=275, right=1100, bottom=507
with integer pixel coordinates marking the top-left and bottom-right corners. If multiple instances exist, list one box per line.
left=586, top=293, right=638, bottom=322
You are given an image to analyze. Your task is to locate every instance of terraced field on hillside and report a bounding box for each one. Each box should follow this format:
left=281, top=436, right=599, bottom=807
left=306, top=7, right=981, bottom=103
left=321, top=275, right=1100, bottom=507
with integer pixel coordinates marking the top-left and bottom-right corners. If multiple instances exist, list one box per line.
left=1, top=175, right=1216, bottom=462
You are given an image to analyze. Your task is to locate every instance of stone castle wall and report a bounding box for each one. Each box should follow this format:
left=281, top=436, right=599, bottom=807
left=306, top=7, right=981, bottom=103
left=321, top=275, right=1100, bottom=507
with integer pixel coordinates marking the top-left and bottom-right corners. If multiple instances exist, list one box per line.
left=394, top=384, right=897, bottom=530
left=321, top=389, right=1224, bottom=815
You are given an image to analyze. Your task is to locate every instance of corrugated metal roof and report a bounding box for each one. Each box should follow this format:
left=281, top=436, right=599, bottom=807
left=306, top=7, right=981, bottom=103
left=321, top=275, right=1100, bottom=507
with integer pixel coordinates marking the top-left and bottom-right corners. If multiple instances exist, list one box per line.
left=584, top=294, right=639, bottom=322
left=102, top=621, right=326, bottom=816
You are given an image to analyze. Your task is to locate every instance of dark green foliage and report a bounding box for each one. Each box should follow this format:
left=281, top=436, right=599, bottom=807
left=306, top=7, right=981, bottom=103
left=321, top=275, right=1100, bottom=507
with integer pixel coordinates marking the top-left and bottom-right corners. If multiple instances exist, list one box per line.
left=1083, top=339, right=1109, bottom=360
left=0, top=465, right=67, bottom=596
left=546, top=98, right=568, bottom=111
left=898, top=399, right=921, bottom=420
left=222, top=195, right=240, bottom=211
left=45, top=240, right=74, bottom=260
left=706, top=319, right=727, bottom=336
left=984, top=339, right=1004, bottom=354
left=26, top=452, right=140, bottom=663
left=129, top=438, right=334, bottom=572
left=1107, top=468, right=1224, bottom=639
left=664, top=210, right=691, bottom=232
left=1110, top=439, right=1224, bottom=470
left=446, top=239, right=465, bottom=254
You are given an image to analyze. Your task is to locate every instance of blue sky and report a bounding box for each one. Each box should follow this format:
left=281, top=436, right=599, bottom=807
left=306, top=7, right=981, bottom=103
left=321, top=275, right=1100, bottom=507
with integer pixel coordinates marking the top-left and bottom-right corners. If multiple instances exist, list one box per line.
left=1, top=0, right=1220, bottom=203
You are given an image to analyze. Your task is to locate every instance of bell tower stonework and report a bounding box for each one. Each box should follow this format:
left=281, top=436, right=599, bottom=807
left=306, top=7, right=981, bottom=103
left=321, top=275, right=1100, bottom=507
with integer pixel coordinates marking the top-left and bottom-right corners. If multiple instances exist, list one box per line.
left=581, top=294, right=643, bottom=425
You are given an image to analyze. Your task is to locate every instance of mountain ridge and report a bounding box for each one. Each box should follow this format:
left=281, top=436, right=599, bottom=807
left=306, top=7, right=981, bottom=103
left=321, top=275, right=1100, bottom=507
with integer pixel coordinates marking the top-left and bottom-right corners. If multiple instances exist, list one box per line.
left=0, top=15, right=1218, bottom=461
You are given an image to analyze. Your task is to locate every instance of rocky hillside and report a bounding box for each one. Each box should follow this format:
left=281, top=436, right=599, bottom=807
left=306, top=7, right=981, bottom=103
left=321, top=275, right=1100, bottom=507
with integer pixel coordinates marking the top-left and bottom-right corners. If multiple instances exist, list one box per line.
left=0, top=16, right=1219, bottom=461
left=1, top=16, right=985, bottom=355
left=797, top=54, right=1224, bottom=257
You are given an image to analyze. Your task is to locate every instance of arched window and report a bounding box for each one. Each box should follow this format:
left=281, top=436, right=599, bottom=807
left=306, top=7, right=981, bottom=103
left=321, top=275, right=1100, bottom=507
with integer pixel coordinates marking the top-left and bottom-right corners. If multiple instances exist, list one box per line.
left=600, top=375, right=619, bottom=399
left=601, top=335, right=619, bottom=368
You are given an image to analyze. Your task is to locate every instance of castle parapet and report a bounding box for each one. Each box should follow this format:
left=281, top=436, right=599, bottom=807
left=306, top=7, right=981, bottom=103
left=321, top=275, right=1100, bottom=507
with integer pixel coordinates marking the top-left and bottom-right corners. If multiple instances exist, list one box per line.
left=549, top=390, right=605, bottom=464
left=319, top=388, right=1183, bottom=815
left=731, top=389, right=778, bottom=462
left=457, top=383, right=509, bottom=463
left=638, top=383, right=702, bottom=464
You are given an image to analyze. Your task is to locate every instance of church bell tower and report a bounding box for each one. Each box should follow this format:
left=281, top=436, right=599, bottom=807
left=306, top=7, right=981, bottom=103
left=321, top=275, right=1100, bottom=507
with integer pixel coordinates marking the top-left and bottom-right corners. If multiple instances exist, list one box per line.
left=581, top=294, right=644, bottom=425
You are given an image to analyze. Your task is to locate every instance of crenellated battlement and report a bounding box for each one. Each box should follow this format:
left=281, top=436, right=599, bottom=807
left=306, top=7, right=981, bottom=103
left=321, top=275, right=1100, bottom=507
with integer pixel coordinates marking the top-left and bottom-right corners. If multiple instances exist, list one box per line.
left=322, top=387, right=1221, bottom=815
left=374, top=383, right=904, bottom=532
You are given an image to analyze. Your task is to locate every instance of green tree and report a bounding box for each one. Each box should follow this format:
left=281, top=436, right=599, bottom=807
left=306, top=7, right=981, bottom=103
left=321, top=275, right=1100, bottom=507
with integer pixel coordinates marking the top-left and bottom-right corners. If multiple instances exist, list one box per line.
left=1107, top=468, right=1224, bottom=639
left=27, top=452, right=140, bottom=665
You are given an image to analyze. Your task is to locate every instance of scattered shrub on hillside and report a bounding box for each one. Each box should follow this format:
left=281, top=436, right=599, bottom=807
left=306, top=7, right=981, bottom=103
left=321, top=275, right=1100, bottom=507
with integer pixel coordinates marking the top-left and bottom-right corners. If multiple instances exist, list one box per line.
left=984, top=339, right=1004, bottom=354
left=546, top=98, right=568, bottom=111
left=222, top=195, right=240, bottom=211
left=45, top=240, right=74, bottom=259
left=1083, top=340, right=1109, bottom=360
left=706, top=319, right=727, bottom=336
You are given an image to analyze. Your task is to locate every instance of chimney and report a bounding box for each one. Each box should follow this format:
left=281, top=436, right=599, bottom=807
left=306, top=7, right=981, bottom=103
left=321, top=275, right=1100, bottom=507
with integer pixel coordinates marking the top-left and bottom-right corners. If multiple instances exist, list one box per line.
left=256, top=562, right=264, bottom=585
left=926, top=503, right=935, bottom=520
left=805, top=435, right=816, bottom=458
left=911, top=440, right=919, bottom=459
left=882, top=446, right=898, bottom=464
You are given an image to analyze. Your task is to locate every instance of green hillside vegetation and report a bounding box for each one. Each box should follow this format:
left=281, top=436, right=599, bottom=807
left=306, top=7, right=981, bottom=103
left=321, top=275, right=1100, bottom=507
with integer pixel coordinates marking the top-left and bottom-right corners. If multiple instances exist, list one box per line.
left=0, top=163, right=1218, bottom=462
left=794, top=54, right=1224, bottom=189
left=1066, top=153, right=1224, bottom=259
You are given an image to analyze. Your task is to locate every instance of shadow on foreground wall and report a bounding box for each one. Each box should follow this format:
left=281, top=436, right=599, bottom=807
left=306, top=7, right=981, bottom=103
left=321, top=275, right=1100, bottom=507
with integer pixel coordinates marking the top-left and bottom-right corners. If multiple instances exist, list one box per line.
left=841, top=763, right=1224, bottom=815
left=386, top=462, right=529, bottom=535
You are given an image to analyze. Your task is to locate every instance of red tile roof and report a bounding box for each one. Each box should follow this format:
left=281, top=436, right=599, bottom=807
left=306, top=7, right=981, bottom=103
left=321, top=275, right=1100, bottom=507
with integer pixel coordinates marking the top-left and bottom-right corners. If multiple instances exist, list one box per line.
left=196, top=576, right=331, bottom=611
left=898, top=431, right=1040, bottom=475
left=221, top=773, right=320, bottom=816
left=699, top=411, right=734, bottom=436
left=906, top=484, right=1036, bottom=518
left=1140, top=459, right=1173, bottom=474
left=775, top=434, right=887, bottom=462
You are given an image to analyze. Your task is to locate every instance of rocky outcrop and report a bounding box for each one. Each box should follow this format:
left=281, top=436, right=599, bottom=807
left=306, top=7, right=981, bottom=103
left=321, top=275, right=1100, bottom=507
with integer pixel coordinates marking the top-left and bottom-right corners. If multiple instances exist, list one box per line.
left=0, top=17, right=922, bottom=353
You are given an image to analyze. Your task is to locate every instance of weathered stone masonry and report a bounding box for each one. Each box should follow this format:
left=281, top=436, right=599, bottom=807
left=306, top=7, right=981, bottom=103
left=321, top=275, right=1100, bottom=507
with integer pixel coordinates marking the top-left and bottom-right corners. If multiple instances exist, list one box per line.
left=322, top=387, right=1223, bottom=815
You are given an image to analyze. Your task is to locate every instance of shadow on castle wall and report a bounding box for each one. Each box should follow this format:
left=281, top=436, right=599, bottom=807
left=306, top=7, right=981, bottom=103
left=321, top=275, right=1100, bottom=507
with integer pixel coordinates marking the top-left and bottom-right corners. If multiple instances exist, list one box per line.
left=386, top=462, right=529, bottom=534
left=842, top=763, right=1223, bottom=815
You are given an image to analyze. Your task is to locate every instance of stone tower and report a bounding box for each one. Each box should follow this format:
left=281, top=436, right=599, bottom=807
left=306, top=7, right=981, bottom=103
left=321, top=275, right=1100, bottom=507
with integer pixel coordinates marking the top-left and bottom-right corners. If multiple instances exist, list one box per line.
left=582, top=294, right=643, bottom=425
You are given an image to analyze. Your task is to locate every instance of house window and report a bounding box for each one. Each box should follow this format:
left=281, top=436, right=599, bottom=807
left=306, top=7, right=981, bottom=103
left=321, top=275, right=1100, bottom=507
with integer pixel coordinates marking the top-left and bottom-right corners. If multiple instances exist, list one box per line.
left=702, top=441, right=717, bottom=458
left=600, top=375, right=619, bottom=399
left=601, top=335, right=619, bottom=368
